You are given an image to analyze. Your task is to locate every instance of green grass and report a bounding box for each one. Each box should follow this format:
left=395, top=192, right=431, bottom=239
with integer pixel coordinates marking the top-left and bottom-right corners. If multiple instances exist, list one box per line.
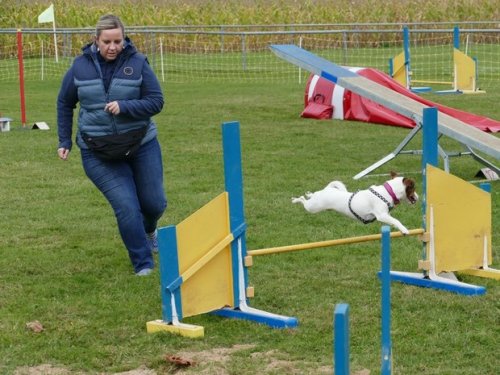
left=0, top=79, right=499, bottom=374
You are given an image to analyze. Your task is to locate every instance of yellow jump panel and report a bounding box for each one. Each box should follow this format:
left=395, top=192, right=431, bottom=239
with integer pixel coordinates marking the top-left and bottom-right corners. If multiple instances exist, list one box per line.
left=454, top=48, right=476, bottom=92
left=176, top=192, right=234, bottom=318
left=391, top=51, right=407, bottom=87
left=426, top=165, right=491, bottom=273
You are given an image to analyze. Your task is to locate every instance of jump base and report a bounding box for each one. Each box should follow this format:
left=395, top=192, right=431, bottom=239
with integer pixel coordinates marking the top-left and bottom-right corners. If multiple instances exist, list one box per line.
left=211, top=307, right=298, bottom=329
left=385, top=271, right=486, bottom=296
left=146, top=319, right=204, bottom=338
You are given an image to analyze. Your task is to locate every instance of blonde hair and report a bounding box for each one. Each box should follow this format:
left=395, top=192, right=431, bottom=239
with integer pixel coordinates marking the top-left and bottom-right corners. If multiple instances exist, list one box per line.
left=95, top=14, right=125, bottom=37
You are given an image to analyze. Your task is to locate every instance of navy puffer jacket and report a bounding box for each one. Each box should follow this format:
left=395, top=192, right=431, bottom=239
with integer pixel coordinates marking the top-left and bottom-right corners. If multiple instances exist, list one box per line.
left=57, top=38, right=164, bottom=151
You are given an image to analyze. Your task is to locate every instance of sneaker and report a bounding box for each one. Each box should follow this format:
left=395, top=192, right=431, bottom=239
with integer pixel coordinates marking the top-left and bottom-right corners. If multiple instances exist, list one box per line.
left=135, top=268, right=153, bottom=276
left=146, top=230, right=158, bottom=253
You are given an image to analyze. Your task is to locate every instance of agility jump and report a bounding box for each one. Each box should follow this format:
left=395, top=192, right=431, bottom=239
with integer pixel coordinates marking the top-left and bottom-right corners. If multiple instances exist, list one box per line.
left=146, top=122, right=299, bottom=338
left=390, top=26, right=484, bottom=94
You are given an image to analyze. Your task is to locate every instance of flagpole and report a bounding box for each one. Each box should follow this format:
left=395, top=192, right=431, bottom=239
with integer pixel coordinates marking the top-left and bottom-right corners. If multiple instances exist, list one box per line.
left=41, top=39, right=45, bottom=80
left=38, top=4, right=58, bottom=63
left=52, top=19, right=58, bottom=63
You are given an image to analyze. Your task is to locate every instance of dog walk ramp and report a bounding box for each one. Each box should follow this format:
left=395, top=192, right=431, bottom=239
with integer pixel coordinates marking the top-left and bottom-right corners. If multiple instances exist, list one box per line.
left=270, top=45, right=500, bottom=178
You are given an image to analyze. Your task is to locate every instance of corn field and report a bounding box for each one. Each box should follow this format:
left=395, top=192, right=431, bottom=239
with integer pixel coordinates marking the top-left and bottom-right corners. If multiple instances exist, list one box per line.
left=1, top=0, right=500, bottom=29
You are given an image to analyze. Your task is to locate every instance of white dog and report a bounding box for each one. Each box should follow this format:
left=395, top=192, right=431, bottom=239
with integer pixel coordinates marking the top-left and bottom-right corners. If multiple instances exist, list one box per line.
left=291, top=173, right=418, bottom=234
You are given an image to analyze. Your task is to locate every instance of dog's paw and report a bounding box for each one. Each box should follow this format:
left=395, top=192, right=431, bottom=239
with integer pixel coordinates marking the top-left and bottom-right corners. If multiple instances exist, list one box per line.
left=292, top=196, right=306, bottom=205
left=401, top=228, right=410, bottom=235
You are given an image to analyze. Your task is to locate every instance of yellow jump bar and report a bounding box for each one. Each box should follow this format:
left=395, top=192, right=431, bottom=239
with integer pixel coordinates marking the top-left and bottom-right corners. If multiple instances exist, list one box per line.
left=248, top=228, right=425, bottom=256
left=411, top=79, right=452, bottom=85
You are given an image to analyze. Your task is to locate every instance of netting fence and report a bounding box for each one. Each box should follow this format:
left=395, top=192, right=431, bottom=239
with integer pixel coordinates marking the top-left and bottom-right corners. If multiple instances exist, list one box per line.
left=1, top=22, right=499, bottom=88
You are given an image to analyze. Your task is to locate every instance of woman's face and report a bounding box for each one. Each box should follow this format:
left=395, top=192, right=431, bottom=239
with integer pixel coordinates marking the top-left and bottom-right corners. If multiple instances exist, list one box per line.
left=96, top=28, right=124, bottom=62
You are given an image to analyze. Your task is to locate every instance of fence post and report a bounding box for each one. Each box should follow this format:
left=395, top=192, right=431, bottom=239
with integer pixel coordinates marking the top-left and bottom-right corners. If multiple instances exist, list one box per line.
left=16, top=29, right=27, bottom=128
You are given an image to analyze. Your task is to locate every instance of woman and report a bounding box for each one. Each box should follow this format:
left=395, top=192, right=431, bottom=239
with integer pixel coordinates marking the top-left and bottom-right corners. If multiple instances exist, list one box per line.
left=57, top=14, right=166, bottom=276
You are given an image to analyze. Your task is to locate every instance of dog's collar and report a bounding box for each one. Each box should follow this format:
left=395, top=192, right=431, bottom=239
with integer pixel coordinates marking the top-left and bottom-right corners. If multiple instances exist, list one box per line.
left=383, top=182, right=400, bottom=205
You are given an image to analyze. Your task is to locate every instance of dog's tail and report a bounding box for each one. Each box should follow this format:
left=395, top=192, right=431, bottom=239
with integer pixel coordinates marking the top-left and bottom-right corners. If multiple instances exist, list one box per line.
left=326, top=181, right=347, bottom=191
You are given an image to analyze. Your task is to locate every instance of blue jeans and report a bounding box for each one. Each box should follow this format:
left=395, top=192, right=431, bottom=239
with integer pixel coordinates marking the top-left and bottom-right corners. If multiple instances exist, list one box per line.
left=81, top=138, right=167, bottom=273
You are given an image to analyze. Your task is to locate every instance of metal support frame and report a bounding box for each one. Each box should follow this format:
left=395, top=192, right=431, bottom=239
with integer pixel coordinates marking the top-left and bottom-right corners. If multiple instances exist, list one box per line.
left=353, top=125, right=499, bottom=180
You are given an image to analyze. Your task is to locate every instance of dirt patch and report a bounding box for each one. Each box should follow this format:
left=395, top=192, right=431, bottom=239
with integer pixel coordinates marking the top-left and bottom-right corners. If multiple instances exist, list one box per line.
left=168, top=345, right=335, bottom=374
left=14, top=346, right=370, bottom=374
left=13, top=365, right=83, bottom=375
left=13, top=364, right=155, bottom=375
left=113, top=366, right=157, bottom=375
left=166, top=344, right=255, bottom=374
left=250, top=350, right=332, bottom=375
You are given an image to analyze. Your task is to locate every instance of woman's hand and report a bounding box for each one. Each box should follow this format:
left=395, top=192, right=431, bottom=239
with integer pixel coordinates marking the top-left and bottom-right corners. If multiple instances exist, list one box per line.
left=104, top=101, right=121, bottom=115
left=58, top=148, right=70, bottom=160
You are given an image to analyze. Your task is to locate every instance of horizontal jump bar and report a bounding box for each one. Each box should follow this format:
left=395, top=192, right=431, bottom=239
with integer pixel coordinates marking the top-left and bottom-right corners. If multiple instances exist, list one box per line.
left=411, top=79, right=453, bottom=85
left=247, top=228, right=425, bottom=256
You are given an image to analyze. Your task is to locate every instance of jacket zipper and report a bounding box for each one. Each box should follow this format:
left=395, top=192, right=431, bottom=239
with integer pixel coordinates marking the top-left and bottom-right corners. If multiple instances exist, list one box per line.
left=92, top=50, right=127, bottom=135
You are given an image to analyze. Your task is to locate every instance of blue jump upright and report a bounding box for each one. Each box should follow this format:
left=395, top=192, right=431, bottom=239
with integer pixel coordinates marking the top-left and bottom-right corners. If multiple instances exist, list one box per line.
left=333, top=303, right=350, bottom=375
left=380, top=226, right=393, bottom=375
left=334, top=226, right=393, bottom=375
left=211, top=121, right=298, bottom=328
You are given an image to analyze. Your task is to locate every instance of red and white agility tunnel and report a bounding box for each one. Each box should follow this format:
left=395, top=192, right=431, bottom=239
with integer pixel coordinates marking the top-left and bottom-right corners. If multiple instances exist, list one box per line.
left=302, top=67, right=500, bottom=133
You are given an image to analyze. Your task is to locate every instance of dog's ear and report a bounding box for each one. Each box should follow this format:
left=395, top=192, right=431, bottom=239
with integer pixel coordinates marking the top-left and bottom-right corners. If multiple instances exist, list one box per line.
left=403, top=177, right=415, bottom=189
left=390, top=171, right=398, bottom=178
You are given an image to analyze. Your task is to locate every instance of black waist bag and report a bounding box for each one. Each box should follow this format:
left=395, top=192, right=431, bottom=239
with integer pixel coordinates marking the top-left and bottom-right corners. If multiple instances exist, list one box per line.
left=82, top=127, right=147, bottom=161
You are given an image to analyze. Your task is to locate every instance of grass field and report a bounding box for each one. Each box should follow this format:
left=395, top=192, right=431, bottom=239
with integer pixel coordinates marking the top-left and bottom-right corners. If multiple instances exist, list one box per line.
left=0, top=76, right=499, bottom=374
